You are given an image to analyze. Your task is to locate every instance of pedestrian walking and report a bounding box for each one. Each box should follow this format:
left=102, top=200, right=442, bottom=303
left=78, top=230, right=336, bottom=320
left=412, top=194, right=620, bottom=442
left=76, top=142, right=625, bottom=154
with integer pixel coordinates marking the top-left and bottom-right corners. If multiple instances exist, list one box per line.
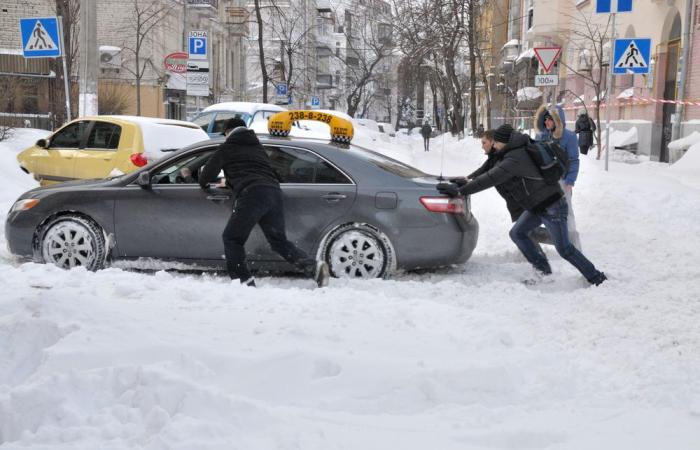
left=575, top=112, right=596, bottom=155
left=420, top=121, right=432, bottom=152
left=199, top=117, right=330, bottom=288
left=436, top=124, right=606, bottom=286
left=534, top=104, right=582, bottom=250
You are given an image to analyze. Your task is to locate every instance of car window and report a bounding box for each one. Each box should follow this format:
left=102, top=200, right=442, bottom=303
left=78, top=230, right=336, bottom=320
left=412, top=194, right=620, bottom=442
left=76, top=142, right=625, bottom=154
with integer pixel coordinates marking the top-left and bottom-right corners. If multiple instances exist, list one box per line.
left=265, top=146, right=351, bottom=184
left=85, top=121, right=121, bottom=150
left=351, top=145, right=426, bottom=178
left=49, top=121, right=90, bottom=149
left=252, top=110, right=279, bottom=124
left=212, top=112, right=250, bottom=134
left=192, top=113, right=214, bottom=132
left=151, top=149, right=216, bottom=185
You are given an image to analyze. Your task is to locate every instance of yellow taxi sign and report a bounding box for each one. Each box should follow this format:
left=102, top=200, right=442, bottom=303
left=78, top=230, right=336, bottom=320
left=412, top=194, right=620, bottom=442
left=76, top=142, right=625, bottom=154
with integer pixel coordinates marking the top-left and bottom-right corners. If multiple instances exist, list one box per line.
left=268, top=110, right=354, bottom=143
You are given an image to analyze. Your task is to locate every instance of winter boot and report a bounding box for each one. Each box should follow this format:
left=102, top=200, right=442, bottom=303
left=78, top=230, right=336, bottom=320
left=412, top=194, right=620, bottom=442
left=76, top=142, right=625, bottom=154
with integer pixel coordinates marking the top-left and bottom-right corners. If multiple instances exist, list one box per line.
left=589, top=272, right=607, bottom=286
left=241, top=277, right=256, bottom=287
left=314, top=260, right=330, bottom=288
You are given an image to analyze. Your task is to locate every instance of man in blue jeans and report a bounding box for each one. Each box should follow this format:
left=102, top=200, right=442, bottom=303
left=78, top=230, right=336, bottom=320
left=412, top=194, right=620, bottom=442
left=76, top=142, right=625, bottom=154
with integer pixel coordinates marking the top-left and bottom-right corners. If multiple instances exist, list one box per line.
left=437, top=124, right=606, bottom=285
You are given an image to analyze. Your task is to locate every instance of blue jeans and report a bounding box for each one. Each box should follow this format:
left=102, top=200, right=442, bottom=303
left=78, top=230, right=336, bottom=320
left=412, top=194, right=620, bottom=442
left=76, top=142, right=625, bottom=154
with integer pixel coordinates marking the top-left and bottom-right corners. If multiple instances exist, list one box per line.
left=509, top=198, right=603, bottom=283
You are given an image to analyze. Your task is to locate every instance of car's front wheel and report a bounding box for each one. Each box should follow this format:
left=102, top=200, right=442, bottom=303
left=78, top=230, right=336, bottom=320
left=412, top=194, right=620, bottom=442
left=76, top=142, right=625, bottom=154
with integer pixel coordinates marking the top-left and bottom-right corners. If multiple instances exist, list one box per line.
left=38, top=214, right=107, bottom=271
left=320, top=223, right=394, bottom=279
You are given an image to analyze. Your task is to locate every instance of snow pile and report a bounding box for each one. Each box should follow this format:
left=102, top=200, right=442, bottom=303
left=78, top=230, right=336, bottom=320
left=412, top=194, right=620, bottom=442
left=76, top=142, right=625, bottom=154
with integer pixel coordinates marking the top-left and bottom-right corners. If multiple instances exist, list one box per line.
left=2, top=131, right=700, bottom=449
left=0, top=128, right=46, bottom=203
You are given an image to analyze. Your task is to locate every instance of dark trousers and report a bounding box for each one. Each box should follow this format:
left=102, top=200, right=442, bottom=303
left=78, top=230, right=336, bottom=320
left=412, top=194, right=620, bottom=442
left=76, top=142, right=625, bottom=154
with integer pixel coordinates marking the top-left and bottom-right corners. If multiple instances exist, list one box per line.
left=509, top=198, right=604, bottom=283
left=423, top=137, right=430, bottom=151
left=579, top=145, right=590, bottom=155
left=222, top=185, right=314, bottom=281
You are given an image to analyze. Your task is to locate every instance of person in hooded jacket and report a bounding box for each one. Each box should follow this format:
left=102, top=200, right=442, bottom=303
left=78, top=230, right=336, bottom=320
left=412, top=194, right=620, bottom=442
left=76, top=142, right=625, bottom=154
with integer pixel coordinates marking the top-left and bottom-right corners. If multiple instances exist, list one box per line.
left=420, top=121, right=432, bottom=151
left=437, top=124, right=606, bottom=286
left=575, top=112, right=596, bottom=155
left=534, top=103, right=582, bottom=250
left=199, top=117, right=330, bottom=288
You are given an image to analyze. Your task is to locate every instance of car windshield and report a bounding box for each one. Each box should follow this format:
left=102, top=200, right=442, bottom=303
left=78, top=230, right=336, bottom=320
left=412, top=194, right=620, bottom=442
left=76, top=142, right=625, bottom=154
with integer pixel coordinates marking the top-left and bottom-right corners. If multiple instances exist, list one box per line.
left=349, top=145, right=426, bottom=178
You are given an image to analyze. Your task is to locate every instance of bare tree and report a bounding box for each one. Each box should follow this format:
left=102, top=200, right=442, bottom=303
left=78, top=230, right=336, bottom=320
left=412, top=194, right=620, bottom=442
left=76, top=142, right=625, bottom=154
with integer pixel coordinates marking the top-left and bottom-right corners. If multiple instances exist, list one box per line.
left=119, top=0, right=168, bottom=115
left=558, top=11, right=613, bottom=159
left=49, top=0, right=80, bottom=123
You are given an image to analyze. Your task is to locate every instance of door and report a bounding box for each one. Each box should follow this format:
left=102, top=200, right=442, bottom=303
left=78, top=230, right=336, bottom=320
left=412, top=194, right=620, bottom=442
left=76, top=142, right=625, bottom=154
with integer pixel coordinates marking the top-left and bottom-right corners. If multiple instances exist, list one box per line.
left=660, top=40, right=680, bottom=162
left=257, top=145, right=357, bottom=260
left=73, top=121, right=123, bottom=179
left=113, top=149, right=233, bottom=260
left=39, top=120, right=91, bottom=182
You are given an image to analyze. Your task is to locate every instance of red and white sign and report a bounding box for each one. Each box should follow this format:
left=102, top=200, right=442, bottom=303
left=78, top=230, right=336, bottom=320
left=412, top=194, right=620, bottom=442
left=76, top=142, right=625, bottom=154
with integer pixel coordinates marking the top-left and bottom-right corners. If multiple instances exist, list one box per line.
left=534, top=47, right=562, bottom=73
left=164, top=52, right=188, bottom=73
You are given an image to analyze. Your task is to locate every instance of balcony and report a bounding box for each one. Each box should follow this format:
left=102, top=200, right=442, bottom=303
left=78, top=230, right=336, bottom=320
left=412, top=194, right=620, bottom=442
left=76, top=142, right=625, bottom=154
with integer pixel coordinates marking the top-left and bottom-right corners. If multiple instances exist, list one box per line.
left=187, top=0, right=218, bottom=9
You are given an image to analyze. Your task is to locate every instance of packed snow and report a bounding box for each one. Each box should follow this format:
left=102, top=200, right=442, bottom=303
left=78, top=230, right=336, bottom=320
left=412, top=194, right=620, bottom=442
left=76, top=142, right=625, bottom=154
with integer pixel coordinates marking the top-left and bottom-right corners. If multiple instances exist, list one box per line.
left=1, top=126, right=700, bottom=449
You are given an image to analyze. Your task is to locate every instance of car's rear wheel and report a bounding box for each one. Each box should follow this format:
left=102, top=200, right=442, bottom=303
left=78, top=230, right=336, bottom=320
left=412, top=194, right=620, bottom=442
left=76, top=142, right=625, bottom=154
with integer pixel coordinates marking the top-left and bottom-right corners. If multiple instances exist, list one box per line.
left=321, top=223, right=393, bottom=279
left=39, top=215, right=107, bottom=271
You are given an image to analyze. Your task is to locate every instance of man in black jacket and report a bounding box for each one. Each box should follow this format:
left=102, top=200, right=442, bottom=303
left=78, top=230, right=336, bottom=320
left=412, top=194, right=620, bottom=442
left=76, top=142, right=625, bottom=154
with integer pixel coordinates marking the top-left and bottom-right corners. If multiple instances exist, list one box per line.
left=199, top=118, right=330, bottom=288
left=437, top=124, right=606, bottom=285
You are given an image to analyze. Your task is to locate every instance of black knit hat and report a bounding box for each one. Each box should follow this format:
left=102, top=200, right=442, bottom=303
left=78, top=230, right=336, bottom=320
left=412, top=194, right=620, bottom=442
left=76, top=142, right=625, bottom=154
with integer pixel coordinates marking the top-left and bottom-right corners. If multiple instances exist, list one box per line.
left=222, top=117, right=247, bottom=135
left=493, top=124, right=514, bottom=144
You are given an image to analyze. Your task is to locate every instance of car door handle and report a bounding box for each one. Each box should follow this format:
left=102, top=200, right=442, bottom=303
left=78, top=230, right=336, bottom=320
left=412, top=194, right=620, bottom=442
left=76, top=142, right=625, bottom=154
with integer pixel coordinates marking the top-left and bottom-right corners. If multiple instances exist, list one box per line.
left=206, top=195, right=230, bottom=202
left=321, top=193, right=347, bottom=202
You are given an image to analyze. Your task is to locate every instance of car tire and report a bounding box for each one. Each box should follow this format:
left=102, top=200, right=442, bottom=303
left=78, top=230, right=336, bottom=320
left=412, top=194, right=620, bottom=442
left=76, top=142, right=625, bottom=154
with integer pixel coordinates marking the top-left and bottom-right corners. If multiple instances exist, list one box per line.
left=320, top=223, right=394, bottom=279
left=38, top=214, right=107, bottom=271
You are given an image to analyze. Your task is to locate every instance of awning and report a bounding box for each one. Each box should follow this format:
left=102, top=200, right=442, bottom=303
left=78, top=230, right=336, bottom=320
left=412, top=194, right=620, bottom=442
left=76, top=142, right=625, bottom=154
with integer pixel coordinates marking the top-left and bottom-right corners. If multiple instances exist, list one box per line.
left=516, top=48, right=535, bottom=64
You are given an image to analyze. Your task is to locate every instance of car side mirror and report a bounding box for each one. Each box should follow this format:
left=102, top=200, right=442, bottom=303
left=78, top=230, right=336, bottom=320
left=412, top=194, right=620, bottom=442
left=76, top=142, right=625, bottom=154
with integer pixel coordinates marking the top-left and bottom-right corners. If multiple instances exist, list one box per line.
left=136, top=171, right=151, bottom=188
left=36, top=138, right=48, bottom=149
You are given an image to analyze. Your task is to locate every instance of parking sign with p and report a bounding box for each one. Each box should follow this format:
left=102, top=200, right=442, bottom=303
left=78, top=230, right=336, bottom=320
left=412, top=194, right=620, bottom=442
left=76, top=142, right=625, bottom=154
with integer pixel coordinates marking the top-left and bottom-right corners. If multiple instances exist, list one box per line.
left=188, top=30, right=207, bottom=60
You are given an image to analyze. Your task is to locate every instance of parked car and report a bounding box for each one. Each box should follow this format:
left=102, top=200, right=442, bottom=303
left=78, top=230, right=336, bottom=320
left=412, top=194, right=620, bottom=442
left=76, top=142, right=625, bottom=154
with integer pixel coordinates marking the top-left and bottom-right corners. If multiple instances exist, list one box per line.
left=17, top=116, right=208, bottom=186
left=191, top=102, right=287, bottom=137
left=6, top=134, right=479, bottom=280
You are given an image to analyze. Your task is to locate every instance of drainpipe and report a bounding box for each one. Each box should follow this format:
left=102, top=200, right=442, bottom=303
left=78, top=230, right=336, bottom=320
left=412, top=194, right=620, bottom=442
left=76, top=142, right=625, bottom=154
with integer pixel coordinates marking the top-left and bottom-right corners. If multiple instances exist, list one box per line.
left=671, top=0, right=694, bottom=142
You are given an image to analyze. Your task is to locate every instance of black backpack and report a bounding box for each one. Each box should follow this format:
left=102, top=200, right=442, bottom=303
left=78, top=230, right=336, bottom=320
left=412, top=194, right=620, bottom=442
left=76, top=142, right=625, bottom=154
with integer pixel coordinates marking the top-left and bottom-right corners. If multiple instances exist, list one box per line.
left=526, top=140, right=570, bottom=185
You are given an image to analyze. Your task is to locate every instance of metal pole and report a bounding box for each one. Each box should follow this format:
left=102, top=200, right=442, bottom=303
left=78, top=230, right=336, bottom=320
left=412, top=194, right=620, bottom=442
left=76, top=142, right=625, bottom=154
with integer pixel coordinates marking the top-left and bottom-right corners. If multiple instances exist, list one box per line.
left=671, top=0, right=693, bottom=142
left=604, top=12, right=616, bottom=172
left=58, top=16, right=71, bottom=122
left=181, top=1, right=188, bottom=119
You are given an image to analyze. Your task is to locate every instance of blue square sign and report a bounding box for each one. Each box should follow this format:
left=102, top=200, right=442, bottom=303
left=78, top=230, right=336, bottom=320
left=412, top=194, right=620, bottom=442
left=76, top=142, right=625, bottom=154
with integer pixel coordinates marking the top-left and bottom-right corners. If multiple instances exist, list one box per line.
left=20, top=17, right=62, bottom=58
left=597, top=0, right=632, bottom=13
left=613, top=38, right=651, bottom=75
left=276, top=83, right=288, bottom=96
left=188, top=31, right=207, bottom=59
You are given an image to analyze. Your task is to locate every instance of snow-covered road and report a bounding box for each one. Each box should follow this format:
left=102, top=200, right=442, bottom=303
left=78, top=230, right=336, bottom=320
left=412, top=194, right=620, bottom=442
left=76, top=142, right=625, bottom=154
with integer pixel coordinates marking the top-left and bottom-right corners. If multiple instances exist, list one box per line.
left=1, top=129, right=699, bottom=449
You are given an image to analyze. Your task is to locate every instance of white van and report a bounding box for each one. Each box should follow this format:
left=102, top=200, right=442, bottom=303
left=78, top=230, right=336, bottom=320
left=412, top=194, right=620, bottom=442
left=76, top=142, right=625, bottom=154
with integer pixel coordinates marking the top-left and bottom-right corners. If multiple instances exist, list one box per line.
left=191, top=102, right=287, bottom=137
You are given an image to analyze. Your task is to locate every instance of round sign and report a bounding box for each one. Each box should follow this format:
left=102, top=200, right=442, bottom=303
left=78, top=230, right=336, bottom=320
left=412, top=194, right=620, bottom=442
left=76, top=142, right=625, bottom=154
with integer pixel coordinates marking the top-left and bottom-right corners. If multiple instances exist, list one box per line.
left=268, top=110, right=354, bottom=143
left=164, top=52, right=188, bottom=73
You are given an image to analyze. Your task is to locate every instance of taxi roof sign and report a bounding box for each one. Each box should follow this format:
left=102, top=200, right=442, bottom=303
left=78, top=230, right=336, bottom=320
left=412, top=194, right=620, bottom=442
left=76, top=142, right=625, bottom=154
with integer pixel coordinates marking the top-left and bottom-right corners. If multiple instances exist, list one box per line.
left=268, top=110, right=354, bottom=143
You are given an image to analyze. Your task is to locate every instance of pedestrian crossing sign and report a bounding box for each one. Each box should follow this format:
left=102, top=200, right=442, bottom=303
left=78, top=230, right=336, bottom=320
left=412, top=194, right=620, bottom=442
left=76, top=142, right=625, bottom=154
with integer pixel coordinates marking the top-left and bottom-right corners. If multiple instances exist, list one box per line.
left=20, top=17, right=62, bottom=58
left=613, top=38, right=651, bottom=75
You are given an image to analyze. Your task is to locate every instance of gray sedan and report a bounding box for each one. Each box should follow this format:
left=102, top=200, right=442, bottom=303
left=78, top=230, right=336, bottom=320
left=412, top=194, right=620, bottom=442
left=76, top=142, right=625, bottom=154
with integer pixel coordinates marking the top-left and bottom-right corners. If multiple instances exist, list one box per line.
left=5, top=137, right=478, bottom=279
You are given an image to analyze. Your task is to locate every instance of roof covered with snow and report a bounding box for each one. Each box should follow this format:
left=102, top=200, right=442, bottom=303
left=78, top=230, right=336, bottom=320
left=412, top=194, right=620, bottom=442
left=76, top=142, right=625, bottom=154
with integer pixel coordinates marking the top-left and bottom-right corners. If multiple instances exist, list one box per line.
left=202, top=102, right=287, bottom=114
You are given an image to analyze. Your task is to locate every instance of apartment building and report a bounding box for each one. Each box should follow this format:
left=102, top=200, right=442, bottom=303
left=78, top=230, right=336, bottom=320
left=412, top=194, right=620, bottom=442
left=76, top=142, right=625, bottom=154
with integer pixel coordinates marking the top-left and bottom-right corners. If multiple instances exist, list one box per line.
left=498, top=0, right=693, bottom=161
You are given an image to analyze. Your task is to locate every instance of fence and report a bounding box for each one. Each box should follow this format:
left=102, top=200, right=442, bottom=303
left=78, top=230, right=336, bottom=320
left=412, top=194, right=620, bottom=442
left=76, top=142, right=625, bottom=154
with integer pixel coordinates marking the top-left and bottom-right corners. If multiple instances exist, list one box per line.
left=0, top=112, right=54, bottom=131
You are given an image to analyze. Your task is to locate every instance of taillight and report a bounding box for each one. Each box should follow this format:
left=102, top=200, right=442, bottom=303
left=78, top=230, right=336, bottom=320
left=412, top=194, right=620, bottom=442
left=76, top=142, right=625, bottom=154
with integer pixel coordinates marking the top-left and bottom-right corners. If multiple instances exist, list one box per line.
left=130, top=153, right=148, bottom=167
left=420, top=196, right=465, bottom=214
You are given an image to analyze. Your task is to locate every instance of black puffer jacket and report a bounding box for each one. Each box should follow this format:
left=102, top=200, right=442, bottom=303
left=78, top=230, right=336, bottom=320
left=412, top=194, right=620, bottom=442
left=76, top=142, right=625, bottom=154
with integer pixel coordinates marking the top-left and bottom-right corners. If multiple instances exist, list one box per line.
left=460, top=132, right=563, bottom=213
left=468, top=153, right=523, bottom=222
left=575, top=114, right=596, bottom=149
left=199, top=128, right=280, bottom=198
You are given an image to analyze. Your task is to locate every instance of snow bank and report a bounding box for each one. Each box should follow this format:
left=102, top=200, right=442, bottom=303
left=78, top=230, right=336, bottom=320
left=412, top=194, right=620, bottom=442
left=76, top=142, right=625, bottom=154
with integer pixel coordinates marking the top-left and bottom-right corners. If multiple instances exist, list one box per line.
left=2, top=129, right=700, bottom=449
left=0, top=128, right=46, bottom=203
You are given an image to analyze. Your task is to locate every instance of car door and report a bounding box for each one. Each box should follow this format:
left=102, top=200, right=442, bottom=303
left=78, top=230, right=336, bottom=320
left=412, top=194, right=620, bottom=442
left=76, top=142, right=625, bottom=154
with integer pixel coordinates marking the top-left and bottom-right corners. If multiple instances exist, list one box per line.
left=38, top=120, right=91, bottom=182
left=255, top=144, right=357, bottom=260
left=113, top=148, right=234, bottom=261
left=73, top=120, right=123, bottom=179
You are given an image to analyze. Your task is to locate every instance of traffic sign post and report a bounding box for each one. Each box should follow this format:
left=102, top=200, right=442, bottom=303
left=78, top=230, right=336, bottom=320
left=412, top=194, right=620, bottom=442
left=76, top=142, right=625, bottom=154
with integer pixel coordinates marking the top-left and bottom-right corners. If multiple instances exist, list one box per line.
left=20, top=16, right=70, bottom=121
left=310, top=96, right=320, bottom=108
left=533, top=47, right=561, bottom=74
left=613, top=38, right=651, bottom=75
left=596, top=0, right=632, bottom=13
left=186, top=59, right=209, bottom=97
left=276, top=83, right=288, bottom=96
left=535, top=74, right=559, bottom=87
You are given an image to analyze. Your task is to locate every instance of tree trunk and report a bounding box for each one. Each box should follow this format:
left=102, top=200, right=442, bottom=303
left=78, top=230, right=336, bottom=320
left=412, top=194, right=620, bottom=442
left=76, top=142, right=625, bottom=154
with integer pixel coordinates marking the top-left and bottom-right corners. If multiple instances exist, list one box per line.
left=254, top=0, right=268, bottom=102
left=468, top=0, right=477, bottom=132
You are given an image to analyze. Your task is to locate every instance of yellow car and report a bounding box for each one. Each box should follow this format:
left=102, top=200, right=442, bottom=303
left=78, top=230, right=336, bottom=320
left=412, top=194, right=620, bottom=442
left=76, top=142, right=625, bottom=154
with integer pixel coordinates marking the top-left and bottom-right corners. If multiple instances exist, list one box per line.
left=18, top=115, right=209, bottom=185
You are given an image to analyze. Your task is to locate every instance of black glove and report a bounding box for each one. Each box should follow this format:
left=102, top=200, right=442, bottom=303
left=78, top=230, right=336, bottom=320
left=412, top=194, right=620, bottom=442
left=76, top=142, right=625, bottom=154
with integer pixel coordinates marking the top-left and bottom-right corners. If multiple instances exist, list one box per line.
left=436, top=182, right=460, bottom=197
left=448, top=177, right=468, bottom=187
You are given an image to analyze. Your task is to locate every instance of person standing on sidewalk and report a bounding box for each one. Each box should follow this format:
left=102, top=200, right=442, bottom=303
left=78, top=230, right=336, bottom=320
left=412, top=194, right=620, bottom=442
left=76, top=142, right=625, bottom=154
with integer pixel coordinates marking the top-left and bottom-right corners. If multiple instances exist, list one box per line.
left=420, top=121, right=432, bottom=151
left=199, top=117, right=330, bottom=288
left=534, top=104, right=582, bottom=250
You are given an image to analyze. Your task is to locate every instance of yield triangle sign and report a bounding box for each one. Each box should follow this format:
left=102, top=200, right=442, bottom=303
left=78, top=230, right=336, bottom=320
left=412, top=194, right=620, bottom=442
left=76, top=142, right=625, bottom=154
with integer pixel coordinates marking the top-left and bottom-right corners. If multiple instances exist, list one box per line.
left=534, top=47, right=562, bottom=73
left=615, top=40, right=648, bottom=69
left=23, top=20, right=59, bottom=52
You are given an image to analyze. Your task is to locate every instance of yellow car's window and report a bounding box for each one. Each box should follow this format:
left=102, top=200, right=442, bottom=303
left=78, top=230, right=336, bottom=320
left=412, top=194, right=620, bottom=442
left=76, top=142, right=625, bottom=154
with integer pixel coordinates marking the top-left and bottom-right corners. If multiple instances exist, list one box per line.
left=50, top=121, right=89, bottom=148
left=86, top=122, right=121, bottom=150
